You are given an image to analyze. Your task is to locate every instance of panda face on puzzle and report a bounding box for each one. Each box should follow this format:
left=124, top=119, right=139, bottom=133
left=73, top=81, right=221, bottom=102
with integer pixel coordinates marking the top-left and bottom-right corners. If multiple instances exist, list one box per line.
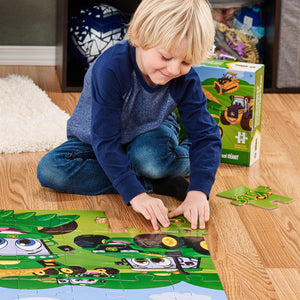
left=0, top=237, right=51, bottom=256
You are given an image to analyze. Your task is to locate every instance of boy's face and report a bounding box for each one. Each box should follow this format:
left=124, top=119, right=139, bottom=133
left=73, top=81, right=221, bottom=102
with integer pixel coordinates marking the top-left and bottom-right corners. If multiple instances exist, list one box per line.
left=135, top=38, right=192, bottom=86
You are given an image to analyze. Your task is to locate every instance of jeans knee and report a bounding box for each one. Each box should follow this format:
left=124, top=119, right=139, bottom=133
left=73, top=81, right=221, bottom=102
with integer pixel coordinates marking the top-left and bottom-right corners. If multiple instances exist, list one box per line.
left=37, top=155, right=64, bottom=190
left=137, top=161, right=166, bottom=179
left=128, top=146, right=167, bottom=179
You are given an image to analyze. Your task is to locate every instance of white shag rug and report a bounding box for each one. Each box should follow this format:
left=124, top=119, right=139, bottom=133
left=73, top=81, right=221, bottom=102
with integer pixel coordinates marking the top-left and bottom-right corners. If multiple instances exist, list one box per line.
left=0, top=74, right=70, bottom=154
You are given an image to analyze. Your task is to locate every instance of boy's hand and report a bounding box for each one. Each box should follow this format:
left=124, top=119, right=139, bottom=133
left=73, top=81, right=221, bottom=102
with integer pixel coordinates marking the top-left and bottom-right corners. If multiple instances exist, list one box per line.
left=130, top=193, right=170, bottom=230
left=168, top=191, right=209, bottom=230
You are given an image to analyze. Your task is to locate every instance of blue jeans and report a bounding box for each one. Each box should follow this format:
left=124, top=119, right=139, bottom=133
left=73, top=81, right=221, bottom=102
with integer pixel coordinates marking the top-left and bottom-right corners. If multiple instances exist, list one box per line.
left=37, top=115, right=191, bottom=196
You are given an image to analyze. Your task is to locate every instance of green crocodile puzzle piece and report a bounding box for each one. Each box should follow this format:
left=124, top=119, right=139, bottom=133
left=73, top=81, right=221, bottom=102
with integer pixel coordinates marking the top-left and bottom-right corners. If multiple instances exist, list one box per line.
left=217, top=185, right=294, bottom=209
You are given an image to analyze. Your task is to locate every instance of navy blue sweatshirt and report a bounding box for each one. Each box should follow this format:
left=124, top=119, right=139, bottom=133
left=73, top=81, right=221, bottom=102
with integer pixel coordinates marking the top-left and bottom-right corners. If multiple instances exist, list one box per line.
left=67, top=41, right=221, bottom=204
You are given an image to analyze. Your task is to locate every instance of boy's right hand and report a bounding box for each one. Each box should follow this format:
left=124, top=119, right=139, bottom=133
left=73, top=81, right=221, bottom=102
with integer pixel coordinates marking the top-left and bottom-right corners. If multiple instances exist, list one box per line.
left=130, top=193, right=170, bottom=231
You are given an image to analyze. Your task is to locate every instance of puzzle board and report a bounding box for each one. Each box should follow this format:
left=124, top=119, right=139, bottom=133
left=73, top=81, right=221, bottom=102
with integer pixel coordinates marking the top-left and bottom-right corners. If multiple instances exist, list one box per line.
left=0, top=209, right=226, bottom=299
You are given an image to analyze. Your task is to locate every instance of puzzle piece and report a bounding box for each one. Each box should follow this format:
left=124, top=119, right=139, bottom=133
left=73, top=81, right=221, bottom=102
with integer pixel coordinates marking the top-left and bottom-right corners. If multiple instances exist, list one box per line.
left=160, top=214, right=208, bottom=236
left=217, top=185, right=294, bottom=209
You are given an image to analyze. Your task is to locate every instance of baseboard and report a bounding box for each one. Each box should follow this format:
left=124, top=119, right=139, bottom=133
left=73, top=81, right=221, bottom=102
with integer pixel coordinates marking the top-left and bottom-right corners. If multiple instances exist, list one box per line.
left=0, top=46, right=56, bottom=65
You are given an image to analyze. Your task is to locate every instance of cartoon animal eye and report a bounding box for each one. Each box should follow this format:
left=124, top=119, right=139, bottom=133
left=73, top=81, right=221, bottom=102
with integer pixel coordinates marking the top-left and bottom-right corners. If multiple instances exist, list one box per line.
left=150, top=258, right=172, bottom=266
left=71, top=279, right=83, bottom=284
left=0, top=238, right=8, bottom=249
left=132, top=258, right=149, bottom=266
left=15, top=239, right=41, bottom=251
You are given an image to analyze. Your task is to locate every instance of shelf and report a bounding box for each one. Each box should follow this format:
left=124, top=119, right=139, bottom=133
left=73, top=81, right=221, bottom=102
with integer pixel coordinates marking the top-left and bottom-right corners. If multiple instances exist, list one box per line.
left=56, top=0, right=299, bottom=93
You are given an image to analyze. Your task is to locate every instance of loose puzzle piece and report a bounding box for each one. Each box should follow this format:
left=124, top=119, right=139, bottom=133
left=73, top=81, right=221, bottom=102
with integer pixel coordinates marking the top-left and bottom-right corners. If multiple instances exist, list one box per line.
left=0, top=209, right=226, bottom=299
left=217, top=185, right=294, bottom=209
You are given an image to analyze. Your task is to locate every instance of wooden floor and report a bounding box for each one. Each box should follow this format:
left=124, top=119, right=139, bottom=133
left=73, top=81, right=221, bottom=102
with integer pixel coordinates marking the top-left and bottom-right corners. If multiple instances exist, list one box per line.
left=0, top=66, right=299, bottom=299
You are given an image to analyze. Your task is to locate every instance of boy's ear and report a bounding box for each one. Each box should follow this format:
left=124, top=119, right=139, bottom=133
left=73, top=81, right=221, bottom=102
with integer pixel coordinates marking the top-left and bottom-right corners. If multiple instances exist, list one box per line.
left=132, top=38, right=140, bottom=47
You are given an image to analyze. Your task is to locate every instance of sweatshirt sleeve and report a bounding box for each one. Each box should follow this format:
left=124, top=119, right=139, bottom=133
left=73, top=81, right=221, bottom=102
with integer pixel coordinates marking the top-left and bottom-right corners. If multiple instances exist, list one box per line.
left=176, top=71, right=222, bottom=198
left=90, top=60, right=146, bottom=204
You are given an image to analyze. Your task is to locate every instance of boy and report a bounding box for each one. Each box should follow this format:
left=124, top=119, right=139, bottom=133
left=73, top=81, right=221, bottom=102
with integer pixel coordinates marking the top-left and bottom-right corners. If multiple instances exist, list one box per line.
left=37, top=0, right=221, bottom=231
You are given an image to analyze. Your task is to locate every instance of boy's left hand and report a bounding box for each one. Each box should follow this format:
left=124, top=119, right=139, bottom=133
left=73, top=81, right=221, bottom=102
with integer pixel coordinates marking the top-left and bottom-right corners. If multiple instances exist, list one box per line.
left=168, top=191, right=209, bottom=230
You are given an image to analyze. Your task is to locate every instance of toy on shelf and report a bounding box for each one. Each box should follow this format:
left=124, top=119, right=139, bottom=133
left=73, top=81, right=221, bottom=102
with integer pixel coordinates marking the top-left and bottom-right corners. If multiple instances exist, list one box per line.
left=215, top=23, right=260, bottom=63
left=212, top=4, right=265, bottom=64
left=69, top=4, right=127, bottom=70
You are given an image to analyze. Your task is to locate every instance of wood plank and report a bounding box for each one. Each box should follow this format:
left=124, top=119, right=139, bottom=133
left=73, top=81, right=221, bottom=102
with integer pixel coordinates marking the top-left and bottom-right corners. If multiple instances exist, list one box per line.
left=267, top=268, right=300, bottom=300
left=226, top=253, right=278, bottom=300
left=206, top=216, right=243, bottom=299
left=270, top=205, right=300, bottom=267
left=209, top=193, right=257, bottom=254
left=237, top=206, right=296, bottom=268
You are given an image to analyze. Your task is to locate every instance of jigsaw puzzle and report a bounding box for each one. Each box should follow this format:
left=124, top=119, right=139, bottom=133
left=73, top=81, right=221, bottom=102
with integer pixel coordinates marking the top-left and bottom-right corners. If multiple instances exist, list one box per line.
left=0, top=209, right=227, bottom=299
left=217, top=185, right=294, bottom=209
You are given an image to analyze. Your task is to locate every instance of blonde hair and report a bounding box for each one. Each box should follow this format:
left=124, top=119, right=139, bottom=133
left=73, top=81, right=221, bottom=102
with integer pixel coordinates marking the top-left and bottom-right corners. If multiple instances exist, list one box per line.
left=127, top=0, right=215, bottom=65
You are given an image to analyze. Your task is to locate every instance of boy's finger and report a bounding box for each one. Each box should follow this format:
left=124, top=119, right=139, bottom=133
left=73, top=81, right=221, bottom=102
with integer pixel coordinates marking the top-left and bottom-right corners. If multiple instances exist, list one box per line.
left=146, top=207, right=160, bottom=230
left=150, top=217, right=160, bottom=231
left=198, top=205, right=206, bottom=229
left=152, top=201, right=169, bottom=228
left=157, top=213, right=170, bottom=228
left=190, top=209, right=198, bottom=230
left=142, top=209, right=151, bottom=220
left=146, top=203, right=168, bottom=230
left=168, top=205, right=184, bottom=218
left=204, top=204, right=210, bottom=222
left=198, top=215, right=206, bottom=229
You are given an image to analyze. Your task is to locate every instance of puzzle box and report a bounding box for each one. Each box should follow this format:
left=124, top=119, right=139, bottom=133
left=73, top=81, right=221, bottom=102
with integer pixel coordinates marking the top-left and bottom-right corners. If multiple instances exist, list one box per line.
left=194, top=59, right=265, bottom=166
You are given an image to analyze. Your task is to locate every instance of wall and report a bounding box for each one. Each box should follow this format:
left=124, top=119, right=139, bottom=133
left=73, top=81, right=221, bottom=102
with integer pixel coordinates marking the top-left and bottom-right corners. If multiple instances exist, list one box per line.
left=277, top=0, right=300, bottom=88
left=0, top=0, right=56, bottom=46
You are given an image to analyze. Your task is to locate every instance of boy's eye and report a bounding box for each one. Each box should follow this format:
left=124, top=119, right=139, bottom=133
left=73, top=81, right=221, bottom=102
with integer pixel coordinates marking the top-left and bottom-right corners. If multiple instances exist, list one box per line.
left=162, top=56, right=172, bottom=61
